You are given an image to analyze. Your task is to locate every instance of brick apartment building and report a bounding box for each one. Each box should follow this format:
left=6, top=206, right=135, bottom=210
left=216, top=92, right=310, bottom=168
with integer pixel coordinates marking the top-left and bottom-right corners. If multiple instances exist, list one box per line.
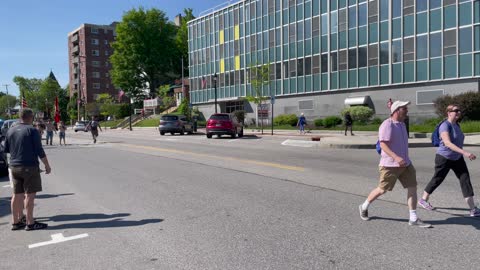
left=68, top=22, right=118, bottom=104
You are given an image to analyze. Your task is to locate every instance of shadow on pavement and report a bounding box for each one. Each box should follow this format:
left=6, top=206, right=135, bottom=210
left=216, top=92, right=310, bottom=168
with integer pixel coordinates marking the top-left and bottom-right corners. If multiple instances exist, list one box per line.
left=429, top=217, right=480, bottom=229
left=0, top=196, right=11, bottom=219
left=36, top=213, right=130, bottom=222
left=0, top=175, right=9, bottom=182
left=435, top=207, right=470, bottom=211
left=36, top=193, right=75, bottom=199
left=45, top=216, right=163, bottom=230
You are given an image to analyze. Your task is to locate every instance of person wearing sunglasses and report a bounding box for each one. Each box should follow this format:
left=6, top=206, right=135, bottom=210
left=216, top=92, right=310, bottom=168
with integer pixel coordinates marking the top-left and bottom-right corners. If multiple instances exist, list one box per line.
left=418, top=105, right=480, bottom=217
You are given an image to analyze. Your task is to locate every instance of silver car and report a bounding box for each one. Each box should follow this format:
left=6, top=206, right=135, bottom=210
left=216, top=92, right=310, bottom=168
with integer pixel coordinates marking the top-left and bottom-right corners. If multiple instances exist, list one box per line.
left=73, top=121, right=89, bottom=132
left=158, top=114, right=194, bottom=135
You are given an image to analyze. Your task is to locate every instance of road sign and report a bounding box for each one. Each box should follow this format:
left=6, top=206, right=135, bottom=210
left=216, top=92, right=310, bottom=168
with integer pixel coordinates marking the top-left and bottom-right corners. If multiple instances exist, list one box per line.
left=271, top=96, right=275, bottom=105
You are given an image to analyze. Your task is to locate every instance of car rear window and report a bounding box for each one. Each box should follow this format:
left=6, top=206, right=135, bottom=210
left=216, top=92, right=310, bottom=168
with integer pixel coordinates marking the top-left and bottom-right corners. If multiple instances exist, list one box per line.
left=161, top=116, right=178, bottom=121
left=209, top=115, right=229, bottom=120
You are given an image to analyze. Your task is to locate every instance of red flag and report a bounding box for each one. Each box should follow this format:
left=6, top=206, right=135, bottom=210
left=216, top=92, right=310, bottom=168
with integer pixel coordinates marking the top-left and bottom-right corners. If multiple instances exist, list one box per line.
left=201, top=77, right=207, bottom=89
left=54, top=96, right=61, bottom=123
left=21, top=94, right=28, bottom=108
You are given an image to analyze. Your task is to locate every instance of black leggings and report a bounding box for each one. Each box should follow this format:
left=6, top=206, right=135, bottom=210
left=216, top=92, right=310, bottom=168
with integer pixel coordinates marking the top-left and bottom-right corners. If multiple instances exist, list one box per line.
left=424, top=154, right=474, bottom=198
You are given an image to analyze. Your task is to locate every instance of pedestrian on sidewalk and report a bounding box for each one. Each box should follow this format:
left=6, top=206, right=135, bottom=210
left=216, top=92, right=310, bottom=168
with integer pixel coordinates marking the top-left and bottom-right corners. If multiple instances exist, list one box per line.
left=45, top=119, right=56, bottom=146
left=5, top=108, right=51, bottom=231
left=418, top=104, right=480, bottom=216
left=58, top=121, right=67, bottom=146
left=344, top=111, right=354, bottom=136
left=297, top=113, right=306, bottom=135
left=87, top=117, right=102, bottom=144
left=359, top=101, right=432, bottom=228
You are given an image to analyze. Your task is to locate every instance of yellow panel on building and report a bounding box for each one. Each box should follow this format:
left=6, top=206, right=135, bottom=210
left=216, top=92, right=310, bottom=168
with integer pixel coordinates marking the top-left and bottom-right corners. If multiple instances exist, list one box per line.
left=220, top=59, right=225, bottom=73
left=234, top=25, right=240, bottom=40
left=219, top=30, right=224, bottom=44
left=235, top=55, right=240, bottom=70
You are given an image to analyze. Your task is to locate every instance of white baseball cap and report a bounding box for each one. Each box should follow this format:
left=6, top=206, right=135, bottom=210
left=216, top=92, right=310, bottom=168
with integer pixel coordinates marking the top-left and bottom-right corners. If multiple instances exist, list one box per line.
left=390, top=100, right=410, bottom=115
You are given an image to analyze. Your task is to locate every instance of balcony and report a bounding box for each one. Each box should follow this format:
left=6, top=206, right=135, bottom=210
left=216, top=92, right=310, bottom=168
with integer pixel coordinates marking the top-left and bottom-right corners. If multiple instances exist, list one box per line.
left=72, top=46, right=79, bottom=55
left=72, top=57, right=79, bottom=64
left=71, top=34, right=79, bottom=44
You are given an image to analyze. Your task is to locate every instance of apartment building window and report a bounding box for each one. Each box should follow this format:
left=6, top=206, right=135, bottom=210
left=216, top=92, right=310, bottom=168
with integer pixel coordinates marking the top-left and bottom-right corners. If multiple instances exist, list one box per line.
left=92, top=61, right=100, bottom=67
left=91, top=39, right=99, bottom=45
left=105, top=50, right=109, bottom=56
left=92, top=50, right=100, bottom=56
left=106, top=84, right=110, bottom=89
left=91, top=27, right=98, bottom=34
left=104, top=29, right=109, bottom=34
left=92, top=72, right=100, bottom=78
left=105, top=62, right=109, bottom=67
left=93, top=83, right=100, bottom=89
left=104, top=40, right=108, bottom=45
left=105, top=73, right=109, bottom=78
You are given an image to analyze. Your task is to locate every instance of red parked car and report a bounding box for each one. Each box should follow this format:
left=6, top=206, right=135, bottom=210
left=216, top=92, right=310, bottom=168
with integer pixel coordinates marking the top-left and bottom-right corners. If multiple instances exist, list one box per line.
left=206, top=113, right=244, bottom=138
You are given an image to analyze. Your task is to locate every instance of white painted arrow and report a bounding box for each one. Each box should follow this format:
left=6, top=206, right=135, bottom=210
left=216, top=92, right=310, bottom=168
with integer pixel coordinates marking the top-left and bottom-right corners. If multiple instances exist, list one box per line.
left=28, top=233, right=89, bottom=249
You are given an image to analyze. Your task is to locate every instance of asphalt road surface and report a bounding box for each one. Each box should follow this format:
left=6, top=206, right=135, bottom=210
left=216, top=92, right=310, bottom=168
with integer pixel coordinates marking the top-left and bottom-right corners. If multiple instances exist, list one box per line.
left=1, top=129, right=480, bottom=269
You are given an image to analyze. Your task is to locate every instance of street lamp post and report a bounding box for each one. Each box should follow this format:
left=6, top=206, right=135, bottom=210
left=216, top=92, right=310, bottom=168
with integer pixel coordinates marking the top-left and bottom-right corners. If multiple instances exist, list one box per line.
left=213, top=73, right=218, bottom=114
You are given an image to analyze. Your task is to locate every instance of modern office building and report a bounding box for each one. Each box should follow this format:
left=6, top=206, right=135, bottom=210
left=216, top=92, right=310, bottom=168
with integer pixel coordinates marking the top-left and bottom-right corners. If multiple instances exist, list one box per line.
left=68, top=23, right=118, bottom=104
left=188, top=0, right=480, bottom=121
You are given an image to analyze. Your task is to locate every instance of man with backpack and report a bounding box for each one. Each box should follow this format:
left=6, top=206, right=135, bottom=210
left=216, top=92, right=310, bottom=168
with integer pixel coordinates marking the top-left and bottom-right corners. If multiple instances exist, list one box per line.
left=87, top=117, right=102, bottom=144
left=359, top=101, right=432, bottom=228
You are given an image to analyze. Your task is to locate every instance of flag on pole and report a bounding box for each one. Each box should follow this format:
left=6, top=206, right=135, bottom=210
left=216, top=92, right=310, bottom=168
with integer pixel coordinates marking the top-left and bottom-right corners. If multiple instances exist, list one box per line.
left=21, top=94, right=28, bottom=108
left=118, top=89, right=125, bottom=102
left=201, top=77, right=207, bottom=89
left=54, top=96, right=61, bottom=123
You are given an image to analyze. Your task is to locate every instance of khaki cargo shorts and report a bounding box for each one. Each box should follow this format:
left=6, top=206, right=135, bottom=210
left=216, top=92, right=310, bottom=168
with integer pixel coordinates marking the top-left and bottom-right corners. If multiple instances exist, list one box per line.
left=378, top=164, right=417, bottom=191
left=10, top=166, right=42, bottom=194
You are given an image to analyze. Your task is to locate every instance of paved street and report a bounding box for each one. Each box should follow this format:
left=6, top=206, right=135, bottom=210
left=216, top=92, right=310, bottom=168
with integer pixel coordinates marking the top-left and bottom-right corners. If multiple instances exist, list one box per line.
left=1, top=129, right=480, bottom=269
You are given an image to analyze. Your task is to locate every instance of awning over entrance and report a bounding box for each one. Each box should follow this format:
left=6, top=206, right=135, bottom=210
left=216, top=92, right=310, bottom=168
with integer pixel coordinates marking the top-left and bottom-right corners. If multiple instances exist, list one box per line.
left=344, top=96, right=371, bottom=106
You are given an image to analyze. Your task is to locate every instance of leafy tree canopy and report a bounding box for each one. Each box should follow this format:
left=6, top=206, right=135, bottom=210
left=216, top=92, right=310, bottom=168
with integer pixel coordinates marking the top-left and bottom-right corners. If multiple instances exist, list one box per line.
left=110, top=7, right=178, bottom=98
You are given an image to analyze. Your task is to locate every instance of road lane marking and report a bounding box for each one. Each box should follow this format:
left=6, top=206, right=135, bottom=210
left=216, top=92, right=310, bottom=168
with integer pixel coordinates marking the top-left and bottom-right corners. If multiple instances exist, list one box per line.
left=281, top=139, right=320, bottom=148
left=2, top=184, right=11, bottom=188
left=28, top=233, right=89, bottom=249
left=118, top=143, right=304, bottom=171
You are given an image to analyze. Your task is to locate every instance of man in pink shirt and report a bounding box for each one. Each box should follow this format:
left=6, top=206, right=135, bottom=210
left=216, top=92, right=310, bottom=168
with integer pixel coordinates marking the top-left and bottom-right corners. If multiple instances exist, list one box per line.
left=359, top=101, right=432, bottom=228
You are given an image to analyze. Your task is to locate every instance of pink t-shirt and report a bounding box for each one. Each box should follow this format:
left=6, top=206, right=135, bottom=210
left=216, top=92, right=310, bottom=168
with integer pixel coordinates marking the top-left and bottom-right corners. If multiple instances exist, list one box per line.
left=378, top=118, right=411, bottom=167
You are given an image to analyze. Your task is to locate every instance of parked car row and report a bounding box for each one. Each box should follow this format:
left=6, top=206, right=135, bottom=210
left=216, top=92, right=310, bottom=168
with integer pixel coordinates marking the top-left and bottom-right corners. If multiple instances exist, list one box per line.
left=158, top=113, right=243, bottom=139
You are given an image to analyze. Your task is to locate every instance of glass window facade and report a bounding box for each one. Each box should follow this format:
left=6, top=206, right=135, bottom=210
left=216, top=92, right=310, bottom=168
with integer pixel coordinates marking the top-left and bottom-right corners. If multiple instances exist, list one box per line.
left=188, top=0, right=480, bottom=104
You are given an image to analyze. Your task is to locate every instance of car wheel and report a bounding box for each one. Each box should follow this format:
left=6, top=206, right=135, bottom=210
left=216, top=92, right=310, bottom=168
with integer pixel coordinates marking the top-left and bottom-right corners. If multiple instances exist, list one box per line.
left=180, top=128, right=185, bottom=135
left=231, top=130, right=236, bottom=138
left=206, top=133, right=212, bottom=138
left=75, top=130, right=78, bottom=132
left=170, top=132, right=175, bottom=135
left=160, top=131, right=165, bottom=136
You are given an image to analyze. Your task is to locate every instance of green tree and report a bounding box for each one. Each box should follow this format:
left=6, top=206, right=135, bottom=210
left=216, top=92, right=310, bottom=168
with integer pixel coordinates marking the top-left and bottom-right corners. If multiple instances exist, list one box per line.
left=13, top=76, right=43, bottom=113
left=175, top=8, right=195, bottom=77
left=245, top=63, right=271, bottom=133
left=110, top=7, right=178, bottom=98
left=0, top=95, right=18, bottom=119
left=157, top=84, right=175, bottom=111
left=177, top=98, right=191, bottom=119
left=96, top=93, right=118, bottom=119
left=38, top=76, right=62, bottom=118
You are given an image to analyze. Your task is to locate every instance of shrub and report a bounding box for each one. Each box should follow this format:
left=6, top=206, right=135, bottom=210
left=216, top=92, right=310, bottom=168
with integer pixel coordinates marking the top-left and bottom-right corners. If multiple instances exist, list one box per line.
left=274, top=114, right=298, bottom=126
left=370, top=117, right=383, bottom=125
left=341, top=106, right=374, bottom=123
left=434, top=92, right=480, bottom=120
left=314, top=118, right=324, bottom=127
left=233, top=110, right=246, bottom=123
left=117, top=104, right=131, bottom=118
left=323, top=116, right=342, bottom=128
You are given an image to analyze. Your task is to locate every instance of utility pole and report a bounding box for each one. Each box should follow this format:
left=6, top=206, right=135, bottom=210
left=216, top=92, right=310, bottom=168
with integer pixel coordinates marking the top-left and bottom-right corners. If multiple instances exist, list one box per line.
left=3, top=84, right=10, bottom=119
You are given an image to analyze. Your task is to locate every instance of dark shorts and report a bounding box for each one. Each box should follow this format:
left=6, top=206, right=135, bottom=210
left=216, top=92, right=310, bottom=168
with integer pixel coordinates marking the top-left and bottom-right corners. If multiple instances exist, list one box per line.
left=91, top=129, right=98, bottom=137
left=10, top=166, right=42, bottom=194
left=59, top=132, right=65, bottom=139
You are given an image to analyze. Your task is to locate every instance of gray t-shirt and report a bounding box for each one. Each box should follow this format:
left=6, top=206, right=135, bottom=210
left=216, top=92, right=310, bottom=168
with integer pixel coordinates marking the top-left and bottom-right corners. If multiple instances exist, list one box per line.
left=437, top=121, right=464, bottom=160
left=4, top=123, right=46, bottom=167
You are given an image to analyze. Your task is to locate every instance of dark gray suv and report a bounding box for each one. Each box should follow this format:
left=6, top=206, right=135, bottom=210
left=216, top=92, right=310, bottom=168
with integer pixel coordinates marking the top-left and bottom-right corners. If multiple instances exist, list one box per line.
left=158, top=114, right=194, bottom=135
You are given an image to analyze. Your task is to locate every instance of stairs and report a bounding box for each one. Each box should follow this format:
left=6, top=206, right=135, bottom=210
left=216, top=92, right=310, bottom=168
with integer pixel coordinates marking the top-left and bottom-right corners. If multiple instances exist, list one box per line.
left=161, top=106, right=178, bottom=114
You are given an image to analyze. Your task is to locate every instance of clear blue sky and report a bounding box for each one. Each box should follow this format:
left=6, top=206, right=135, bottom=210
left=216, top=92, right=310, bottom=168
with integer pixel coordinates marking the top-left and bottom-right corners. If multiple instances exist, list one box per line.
left=0, top=0, right=235, bottom=97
